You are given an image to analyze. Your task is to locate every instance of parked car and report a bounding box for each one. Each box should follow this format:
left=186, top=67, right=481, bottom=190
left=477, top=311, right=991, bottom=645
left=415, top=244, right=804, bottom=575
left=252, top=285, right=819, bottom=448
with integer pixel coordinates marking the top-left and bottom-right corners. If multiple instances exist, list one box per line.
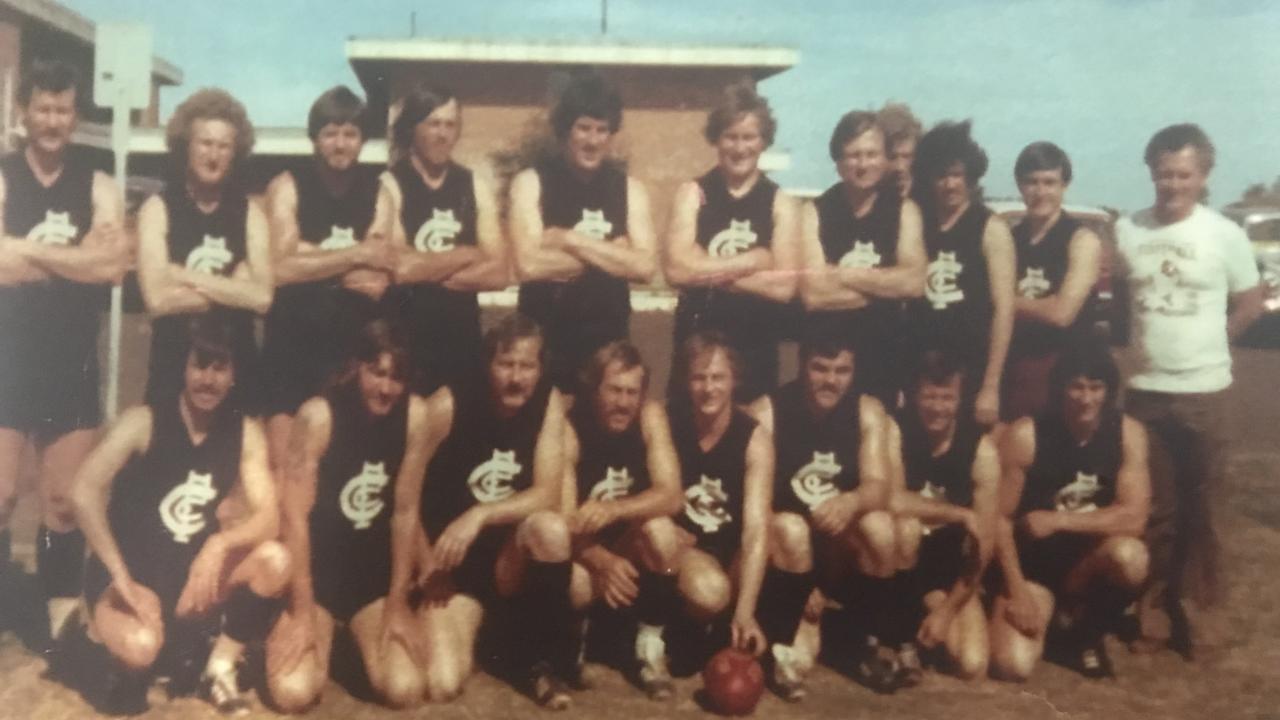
left=1222, top=205, right=1280, bottom=313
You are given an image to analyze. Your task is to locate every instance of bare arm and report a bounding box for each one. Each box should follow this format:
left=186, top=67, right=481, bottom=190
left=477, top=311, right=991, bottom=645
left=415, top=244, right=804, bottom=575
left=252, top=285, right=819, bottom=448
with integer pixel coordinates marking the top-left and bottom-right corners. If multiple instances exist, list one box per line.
left=733, top=425, right=774, bottom=626
left=1047, top=416, right=1151, bottom=538
left=929, top=434, right=1001, bottom=623
left=442, top=175, right=513, bottom=291
left=280, top=398, right=330, bottom=613
left=137, top=194, right=212, bottom=316
left=592, top=402, right=684, bottom=523
left=887, top=418, right=974, bottom=528
left=977, top=216, right=1017, bottom=420
left=71, top=407, right=151, bottom=586
left=1014, top=226, right=1101, bottom=327
left=851, top=396, right=891, bottom=513
left=218, top=418, right=280, bottom=550
left=476, top=390, right=568, bottom=526
left=561, top=177, right=657, bottom=283
left=389, top=392, right=444, bottom=605
left=661, top=180, right=767, bottom=288
left=184, top=198, right=274, bottom=314
left=835, top=198, right=927, bottom=300
left=995, top=418, right=1036, bottom=589
left=797, top=200, right=869, bottom=311
left=1227, top=284, right=1266, bottom=341
left=14, top=171, right=129, bottom=284
left=509, top=168, right=586, bottom=282
left=728, top=190, right=799, bottom=303
left=267, top=171, right=383, bottom=286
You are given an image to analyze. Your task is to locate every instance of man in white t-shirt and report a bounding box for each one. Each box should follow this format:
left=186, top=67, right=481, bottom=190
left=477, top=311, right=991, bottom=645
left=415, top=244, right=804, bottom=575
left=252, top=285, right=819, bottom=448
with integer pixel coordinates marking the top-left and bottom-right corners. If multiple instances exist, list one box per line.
left=1115, top=123, right=1263, bottom=659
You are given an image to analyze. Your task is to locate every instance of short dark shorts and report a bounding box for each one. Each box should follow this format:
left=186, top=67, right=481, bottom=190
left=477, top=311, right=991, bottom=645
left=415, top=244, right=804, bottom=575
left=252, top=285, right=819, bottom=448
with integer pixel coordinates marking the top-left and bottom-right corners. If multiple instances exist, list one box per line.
left=313, top=557, right=390, bottom=624
left=450, top=525, right=515, bottom=604
left=913, top=522, right=973, bottom=593
left=83, top=551, right=215, bottom=635
left=0, top=326, right=100, bottom=442
left=1017, top=531, right=1097, bottom=593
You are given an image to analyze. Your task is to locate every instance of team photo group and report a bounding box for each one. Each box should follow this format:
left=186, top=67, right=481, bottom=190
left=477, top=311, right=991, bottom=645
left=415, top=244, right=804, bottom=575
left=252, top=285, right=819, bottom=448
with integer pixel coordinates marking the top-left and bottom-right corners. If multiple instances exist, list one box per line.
left=0, top=57, right=1261, bottom=716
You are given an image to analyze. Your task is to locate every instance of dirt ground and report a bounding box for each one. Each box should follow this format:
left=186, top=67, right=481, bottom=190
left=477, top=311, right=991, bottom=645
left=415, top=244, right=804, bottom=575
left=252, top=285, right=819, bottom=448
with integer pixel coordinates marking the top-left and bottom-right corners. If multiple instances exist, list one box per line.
left=1, top=341, right=1278, bottom=719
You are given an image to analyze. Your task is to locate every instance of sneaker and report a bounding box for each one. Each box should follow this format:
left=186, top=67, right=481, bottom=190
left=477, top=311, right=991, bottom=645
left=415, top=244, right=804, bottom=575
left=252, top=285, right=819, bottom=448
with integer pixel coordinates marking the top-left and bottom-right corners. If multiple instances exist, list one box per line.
left=769, top=644, right=807, bottom=702
left=635, top=625, right=674, bottom=700
left=895, top=642, right=924, bottom=689
left=199, top=665, right=251, bottom=717
left=1077, top=641, right=1114, bottom=680
left=528, top=661, right=572, bottom=711
left=852, top=637, right=900, bottom=695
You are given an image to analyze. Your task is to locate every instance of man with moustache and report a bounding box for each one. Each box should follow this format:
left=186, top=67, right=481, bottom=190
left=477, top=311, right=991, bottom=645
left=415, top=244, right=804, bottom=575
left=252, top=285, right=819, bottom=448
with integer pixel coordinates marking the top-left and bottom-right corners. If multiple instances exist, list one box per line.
left=560, top=341, right=683, bottom=698
left=1004, top=142, right=1102, bottom=419
left=66, top=317, right=290, bottom=715
left=747, top=334, right=893, bottom=700
left=261, top=86, right=398, bottom=471
left=877, top=103, right=923, bottom=200
left=991, top=345, right=1151, bottom=679
left=1113, top=124, right=1262, bottom=657
left=137, top=88, right=273, bottom=411
left=265, top=319, right=432, bottom=711
left=387, top=314, right=578, bottom=710
left=0, top=60, right=128, bottom=640
left=383, top=85, right=509, bottom=395
left=510, top=72, right=657, bottom=391
left=664, top=83, right=799, bottom=402
left=800, top=110, right=926, bottom=408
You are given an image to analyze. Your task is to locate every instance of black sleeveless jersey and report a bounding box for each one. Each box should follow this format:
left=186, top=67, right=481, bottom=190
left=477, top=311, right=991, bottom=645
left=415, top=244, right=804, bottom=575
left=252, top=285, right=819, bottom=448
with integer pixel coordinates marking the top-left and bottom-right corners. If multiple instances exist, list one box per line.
left=674, top=169, right=779, bottom=342
left=310, top=382, right=407, bottom=587
left=387, top=160, right=482, bottom=360
left=897, top=410, right=982, bottom=508
left=808, top=183, right=902, bottom=347
left=770, top=380, right=862, bottom=514
left=1017, top=408, right=1122, bottom=516
left=0, top=149, right=99, bottom=329
left=670, top=404, right=757, bottom=552
left=1011, top=212, right=1087, bottom=359
left=109, top=399, right=242, bottom=572
left=570, top=402, right=651, bottom=505
left=420, top=376, right=552, bottom=536
left=518, top=156, right=630, bottom=344
left=908, top=203, right=992, bottom=367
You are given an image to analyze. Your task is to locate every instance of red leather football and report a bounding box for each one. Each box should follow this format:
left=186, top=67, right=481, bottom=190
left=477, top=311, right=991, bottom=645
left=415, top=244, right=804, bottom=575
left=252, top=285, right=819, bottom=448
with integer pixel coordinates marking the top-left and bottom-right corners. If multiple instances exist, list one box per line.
left=702, top=647, right=765, bottom=715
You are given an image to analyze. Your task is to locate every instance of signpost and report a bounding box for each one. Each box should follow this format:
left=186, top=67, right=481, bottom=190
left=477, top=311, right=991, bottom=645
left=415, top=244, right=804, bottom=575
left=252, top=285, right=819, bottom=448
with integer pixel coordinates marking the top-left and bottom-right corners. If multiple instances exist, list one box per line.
left=93, top=23, right=152, bottom=420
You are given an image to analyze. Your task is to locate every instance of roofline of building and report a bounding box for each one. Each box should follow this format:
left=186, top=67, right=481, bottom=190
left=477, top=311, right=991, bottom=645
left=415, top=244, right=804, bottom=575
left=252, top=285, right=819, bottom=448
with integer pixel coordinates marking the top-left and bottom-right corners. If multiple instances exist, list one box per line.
left=345, top=37, right=798, bottom=75
left=3, top=0, right=184, bottom=85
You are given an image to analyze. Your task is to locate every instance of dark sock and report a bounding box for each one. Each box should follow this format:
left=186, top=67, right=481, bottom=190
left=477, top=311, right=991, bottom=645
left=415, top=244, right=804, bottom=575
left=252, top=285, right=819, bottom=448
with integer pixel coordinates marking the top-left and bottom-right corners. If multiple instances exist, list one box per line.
left=1078, top=583, right=1136, bottom=645
left=0, top=528, right=11, bottom=566
left=756, top=568, right=814, bottom=650
left=518, top=559, right=574, bottom=676
left=36, top=526, right=85, bottom=599
left=223, top=586, right=284, bottom=645
left=635, top=570, right=680, bottom=628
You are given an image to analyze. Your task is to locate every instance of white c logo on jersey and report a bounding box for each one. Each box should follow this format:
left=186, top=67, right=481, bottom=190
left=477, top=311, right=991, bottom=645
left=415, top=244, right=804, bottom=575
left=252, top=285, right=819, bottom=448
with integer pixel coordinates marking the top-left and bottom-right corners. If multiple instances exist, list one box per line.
left=684, top=474, right=732, bottom=534
left=708, top=219, right=758, bottom=257
left=468, top=449, right=523, bottom=503
left=588, top=467, right=634, bottom=502
left=159, top=470, right=218, bottom=543
left=414, top=208, right=463, bottom=252
left=838, top=241, right=881, bottom=269
left=1018, top=267, right=1050, bottom=299
left=926, top=251, right=965, bottom=309
left=1055, top=472, right=1101, bottom=514
left=790, top=451, right=843, bottom=510
left=319, top=225, right=357, bottom=251
left=186, top=235, right=233, bottom=275
left=27, top=210, right=78, bottom=246
left=574, top=209, right=613, bottom=241
left=340, top=461, right=389, bottom=529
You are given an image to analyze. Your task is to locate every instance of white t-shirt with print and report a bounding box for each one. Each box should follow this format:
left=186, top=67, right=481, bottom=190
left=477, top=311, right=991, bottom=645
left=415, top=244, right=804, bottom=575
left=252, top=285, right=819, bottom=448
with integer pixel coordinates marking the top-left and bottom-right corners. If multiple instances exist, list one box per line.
left=1116, top=204, right=1259, bottom=393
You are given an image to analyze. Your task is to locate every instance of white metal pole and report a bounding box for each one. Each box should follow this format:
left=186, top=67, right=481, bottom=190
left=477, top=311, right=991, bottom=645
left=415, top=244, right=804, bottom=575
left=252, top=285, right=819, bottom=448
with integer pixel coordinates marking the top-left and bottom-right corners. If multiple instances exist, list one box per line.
left=106, top=88, right=129, bottom=420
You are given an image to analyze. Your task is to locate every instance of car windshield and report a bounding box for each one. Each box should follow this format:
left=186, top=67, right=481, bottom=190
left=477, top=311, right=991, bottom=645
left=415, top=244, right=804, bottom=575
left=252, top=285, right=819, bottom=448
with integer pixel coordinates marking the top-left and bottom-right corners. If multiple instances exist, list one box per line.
left=1247, top=217, right=1280, bottom=243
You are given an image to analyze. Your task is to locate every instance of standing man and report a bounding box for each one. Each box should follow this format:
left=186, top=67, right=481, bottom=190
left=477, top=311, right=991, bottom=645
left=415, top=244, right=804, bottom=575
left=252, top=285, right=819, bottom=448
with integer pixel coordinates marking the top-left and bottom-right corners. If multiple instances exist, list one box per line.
left=877, top=103, right=922, bottom=200
left=68, top=317, right=290, bottom=715
left=888, top=351, right=1000, bottom=684
left=747, top=334, right=893, bottom=700
left=561, top=341, right=684, bottom=698
left=991, top=344, right=1150, bottom=679
left=1114, top=124, right=1262, bottom=657
left=510, top=72, right=657, bottom=391
left=0, top=60, right=128, bottom=638
left=383, top=84, right=509, bottom=396
left=664, top=83, right=799, bottom=403
left=137, top=88, right=273, bottom=410
left=388, top=314, right=578, bottom=710
left=265, top=319, right=431, bottom=711
left=261, top=85, right=397, bottom=471
left=906, top=121, right=1015, bottom=426
left=1004, top=142, right=1102, bottom=420
left=800, top=110, right=926, bottom=409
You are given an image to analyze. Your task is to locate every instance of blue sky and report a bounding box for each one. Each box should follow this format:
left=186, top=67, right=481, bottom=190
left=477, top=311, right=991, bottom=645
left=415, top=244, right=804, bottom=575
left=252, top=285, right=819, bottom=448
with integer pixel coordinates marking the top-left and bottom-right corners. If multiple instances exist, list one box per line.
left=64, top=0, right=1280, bottom=212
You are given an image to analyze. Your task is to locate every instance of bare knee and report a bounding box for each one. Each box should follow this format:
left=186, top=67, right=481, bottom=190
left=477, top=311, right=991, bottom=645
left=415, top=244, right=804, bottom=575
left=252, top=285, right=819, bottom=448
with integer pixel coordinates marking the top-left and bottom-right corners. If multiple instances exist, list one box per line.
left=113, top=625, right=162, bottom=672
left=991, top=639, right=1038, bottom=682
left=681, top=566, right=731, bottom=620
left=270, top=669, right=323, bottom=714
left=249, top=541, right=292, bottom=597
left=424, top=659, right=465, bottom=702
left=895, top=517, right=923, bottom=570
left=519, top=511, right=571, bottom=562
left=378, top=665, right=426, bottom=708
left=1106, top=537, right=1149, bottom=589
left=954, top=638, right=990, bottom=680
left=855, top=510, right=897, bottom=577
left=637, top=517, right=682, bottom=571
left=770, top=513, right=813, bottom=573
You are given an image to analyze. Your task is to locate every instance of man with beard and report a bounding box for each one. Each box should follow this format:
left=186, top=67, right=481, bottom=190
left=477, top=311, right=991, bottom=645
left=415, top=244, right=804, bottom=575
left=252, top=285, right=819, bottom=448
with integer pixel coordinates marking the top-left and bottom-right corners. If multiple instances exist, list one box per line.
left=991, top=344, right=1151, bottom=679
left=261, top=85, right=397, bottom=472
left=387, top=314, right=577, bottom=710
left=561, top=341, right=683, bottom=698
left=510, top=72, right=656, bottom=391
left=0, top=60, right=128, bottom=640
left=746, top=334, right=893, bottom=700
left=67, top=317, right=290, bottom=715
left=887, top=351, right=999, bottom=685
left=265, top=319, right=431, bottom=711
left=383, top=84, right=509, bottom=395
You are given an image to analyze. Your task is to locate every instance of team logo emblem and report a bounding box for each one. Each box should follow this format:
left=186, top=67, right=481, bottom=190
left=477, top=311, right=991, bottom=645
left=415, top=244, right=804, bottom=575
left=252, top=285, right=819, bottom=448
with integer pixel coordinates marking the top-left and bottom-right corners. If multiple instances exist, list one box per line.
left=319, top=225, right=357, bottom=251
left=838, top=241, right=881, bottom=269
left=1055, top=472, right=1101, bottom=513
left=340, top=461, right=389, bottom=529
left=574, top=209, right=613, bottom=240
left=159, top=470, right=218, bottom=543
left=708, top=219, right=758, bottom=257
left=186, top=235, right=233, bottom=274
left=926, top=251, right=964, bottom=309
left=684, top=474, right=732, bottom=533
left=1135, top=259, right=1198, bottom=317
left=921, top=481, right=947, bottom=501
left=790, top=451, right=843, bottom=509
left=589, top=466, right=634, bottom=502
left=468, top=449, right=523, bottom=503
left=1018, top=267, right=1050, bottom=299
left=27, top=210, right=78, bottom=245
left=414, top=208, right=463, bottom=252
